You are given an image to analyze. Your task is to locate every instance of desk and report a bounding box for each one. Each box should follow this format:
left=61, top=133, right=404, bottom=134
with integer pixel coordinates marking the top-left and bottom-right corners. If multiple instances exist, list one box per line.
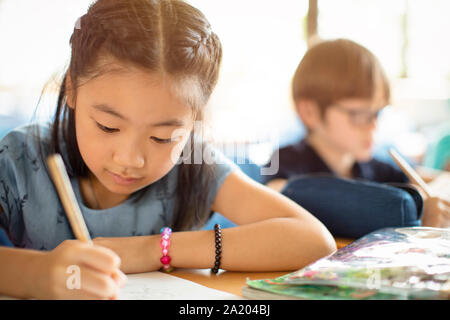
left=171, top=269, right=286, bottom=297
left=172, top=237, right=354, bottom=297
left=335, top=237, right=354, bottom=249
left=0, top=238, right=354, bottom=300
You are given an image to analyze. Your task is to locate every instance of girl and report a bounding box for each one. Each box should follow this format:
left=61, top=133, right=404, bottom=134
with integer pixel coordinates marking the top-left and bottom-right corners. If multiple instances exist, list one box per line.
left=0, top=0, right=336, bottom=300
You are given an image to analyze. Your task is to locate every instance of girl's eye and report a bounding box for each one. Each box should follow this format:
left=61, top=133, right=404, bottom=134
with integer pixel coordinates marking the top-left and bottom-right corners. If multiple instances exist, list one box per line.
left=151, top=136, right=173, bottom=144
left=96, top=122, right=118, bottom=133
left=95, top=121, right=175, bottom=143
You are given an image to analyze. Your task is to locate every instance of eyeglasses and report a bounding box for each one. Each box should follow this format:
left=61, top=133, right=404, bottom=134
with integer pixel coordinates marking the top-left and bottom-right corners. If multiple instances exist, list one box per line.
left=332, top=104, right=385, bottom=126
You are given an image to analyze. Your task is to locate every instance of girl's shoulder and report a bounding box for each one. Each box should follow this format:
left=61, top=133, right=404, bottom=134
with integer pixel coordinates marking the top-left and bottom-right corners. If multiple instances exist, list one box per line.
left=0, top=122, right=52, bottom=155
left=0, top=122, right=52, bottom=173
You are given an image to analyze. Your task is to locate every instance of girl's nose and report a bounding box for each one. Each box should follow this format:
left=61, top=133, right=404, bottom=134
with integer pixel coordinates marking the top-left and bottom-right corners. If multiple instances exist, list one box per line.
left=112, top=144, right=145, bottom=169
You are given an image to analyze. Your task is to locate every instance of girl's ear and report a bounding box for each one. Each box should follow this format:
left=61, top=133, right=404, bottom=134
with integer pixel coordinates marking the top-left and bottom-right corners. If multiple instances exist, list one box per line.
left=65, top=71, right=76, bottom=109
left=296, top=99, right=322, bottom=130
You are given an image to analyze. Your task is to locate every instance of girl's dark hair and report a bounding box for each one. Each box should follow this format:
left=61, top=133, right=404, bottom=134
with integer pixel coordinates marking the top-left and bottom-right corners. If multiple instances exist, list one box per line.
left=48, top=0, right=222, bottom=231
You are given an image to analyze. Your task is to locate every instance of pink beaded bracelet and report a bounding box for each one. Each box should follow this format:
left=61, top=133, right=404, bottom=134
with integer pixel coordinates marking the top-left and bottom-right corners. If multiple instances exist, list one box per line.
left=160, top=227, right=173, bottom=273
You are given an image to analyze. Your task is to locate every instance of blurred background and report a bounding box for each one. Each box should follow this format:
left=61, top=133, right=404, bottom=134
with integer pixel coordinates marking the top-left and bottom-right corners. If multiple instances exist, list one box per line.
left=0, top=0, right=449, bottom=171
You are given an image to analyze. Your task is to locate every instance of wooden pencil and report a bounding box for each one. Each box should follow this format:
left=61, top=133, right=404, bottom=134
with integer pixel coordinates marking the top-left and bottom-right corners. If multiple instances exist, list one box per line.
left=47, top=153, right=93, bottom=245
left=389, top=148, right=433, bottom=198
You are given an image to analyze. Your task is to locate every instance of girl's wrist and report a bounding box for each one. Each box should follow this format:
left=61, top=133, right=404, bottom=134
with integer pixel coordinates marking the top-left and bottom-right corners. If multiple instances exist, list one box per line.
left=92, top=236, right=163, bottom=274
left=0, top=247, right=48, bottom=299
left=27, top=250, right=52, bottom=299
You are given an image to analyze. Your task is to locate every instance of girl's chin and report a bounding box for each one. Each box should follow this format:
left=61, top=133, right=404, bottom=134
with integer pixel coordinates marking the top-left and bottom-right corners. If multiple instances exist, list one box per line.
left=113, top=181, right=145, bottom=192
left=100, top=178, right=142, bottom=196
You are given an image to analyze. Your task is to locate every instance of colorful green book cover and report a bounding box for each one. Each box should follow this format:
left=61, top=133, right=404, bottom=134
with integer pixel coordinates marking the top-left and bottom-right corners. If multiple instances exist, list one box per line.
left=246, top=227, right=450, bottom=300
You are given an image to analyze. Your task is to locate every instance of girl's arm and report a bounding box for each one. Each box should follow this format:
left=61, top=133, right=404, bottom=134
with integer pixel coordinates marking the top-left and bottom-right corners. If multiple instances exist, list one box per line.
left=0, top=246, right=46, bottom=298
left=94, top=170, right=337, bottom=273
left=0, top=204, right=43, bottom=298
left=179, top=170, right=337, bottom=271
left=265, top=178, right=287, bottom=192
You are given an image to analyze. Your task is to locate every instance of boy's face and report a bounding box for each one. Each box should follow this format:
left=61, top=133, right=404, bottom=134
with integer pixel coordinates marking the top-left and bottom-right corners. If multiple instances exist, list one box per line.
left=311, top=96, right=385, bottom=162
left=68, top=63, right=195, bottom=198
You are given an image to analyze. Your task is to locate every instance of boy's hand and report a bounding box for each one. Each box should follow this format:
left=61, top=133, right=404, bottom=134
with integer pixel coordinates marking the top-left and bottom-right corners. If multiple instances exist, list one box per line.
left=421, top=196, right=450, bottom=228
left=33, top=240, right=126, bottom=299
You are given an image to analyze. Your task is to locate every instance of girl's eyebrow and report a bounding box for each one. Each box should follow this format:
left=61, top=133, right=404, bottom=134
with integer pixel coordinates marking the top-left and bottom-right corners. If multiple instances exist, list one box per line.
left=91, top=103, right=185, bottom=127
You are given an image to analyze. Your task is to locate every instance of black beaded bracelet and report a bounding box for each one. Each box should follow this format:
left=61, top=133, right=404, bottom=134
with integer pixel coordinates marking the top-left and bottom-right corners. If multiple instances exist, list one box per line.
left=211, top=223, right=222, bottom=274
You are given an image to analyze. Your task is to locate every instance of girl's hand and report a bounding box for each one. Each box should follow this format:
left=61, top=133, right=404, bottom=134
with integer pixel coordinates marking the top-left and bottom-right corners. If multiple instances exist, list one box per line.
left=33, top=240, right=127, bottom=299
left=421, top=196, right=450, bottom=228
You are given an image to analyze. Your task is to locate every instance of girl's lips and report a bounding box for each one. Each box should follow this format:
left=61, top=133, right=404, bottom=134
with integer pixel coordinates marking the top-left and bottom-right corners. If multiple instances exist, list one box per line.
left=108, top=171, right=143, bottom=186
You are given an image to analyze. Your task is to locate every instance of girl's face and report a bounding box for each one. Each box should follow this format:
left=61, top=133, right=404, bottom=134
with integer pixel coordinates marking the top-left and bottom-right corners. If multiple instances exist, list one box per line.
left=69, top=66, right=195, bottom=198
left=313, top=95, right=385, bottom=162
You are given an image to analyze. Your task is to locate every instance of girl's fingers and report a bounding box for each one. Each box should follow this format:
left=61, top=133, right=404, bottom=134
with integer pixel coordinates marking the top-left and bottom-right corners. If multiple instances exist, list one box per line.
left=111, top=269, right=128, bottom=288
left=75, top=267, right=120, bottom=299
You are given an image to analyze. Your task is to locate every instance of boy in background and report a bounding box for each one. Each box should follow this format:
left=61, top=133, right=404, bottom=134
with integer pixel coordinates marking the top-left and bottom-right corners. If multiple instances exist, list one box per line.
left=265, top=39, right=449, bottom=228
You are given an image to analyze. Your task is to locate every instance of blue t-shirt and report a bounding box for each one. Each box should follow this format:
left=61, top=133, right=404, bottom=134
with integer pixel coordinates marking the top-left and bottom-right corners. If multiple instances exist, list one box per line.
left=0, top=123, right=237, bottom=250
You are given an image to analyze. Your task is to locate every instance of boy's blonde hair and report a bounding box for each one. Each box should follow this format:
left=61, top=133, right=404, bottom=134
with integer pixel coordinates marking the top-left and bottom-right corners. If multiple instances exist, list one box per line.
left=292, top=39, right=390, bottom=118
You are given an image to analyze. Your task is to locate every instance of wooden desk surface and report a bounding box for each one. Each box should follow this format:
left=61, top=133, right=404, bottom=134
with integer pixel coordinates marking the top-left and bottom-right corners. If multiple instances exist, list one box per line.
left=171, top=237, right=354, bottom=297
left=171, top=269, right=287, bottom=297
left=335, top=237, right=354, bottom=249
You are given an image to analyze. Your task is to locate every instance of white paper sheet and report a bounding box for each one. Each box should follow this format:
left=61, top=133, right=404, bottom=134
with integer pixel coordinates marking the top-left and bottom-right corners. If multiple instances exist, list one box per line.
left=119, top=272, right=243, bottom=300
